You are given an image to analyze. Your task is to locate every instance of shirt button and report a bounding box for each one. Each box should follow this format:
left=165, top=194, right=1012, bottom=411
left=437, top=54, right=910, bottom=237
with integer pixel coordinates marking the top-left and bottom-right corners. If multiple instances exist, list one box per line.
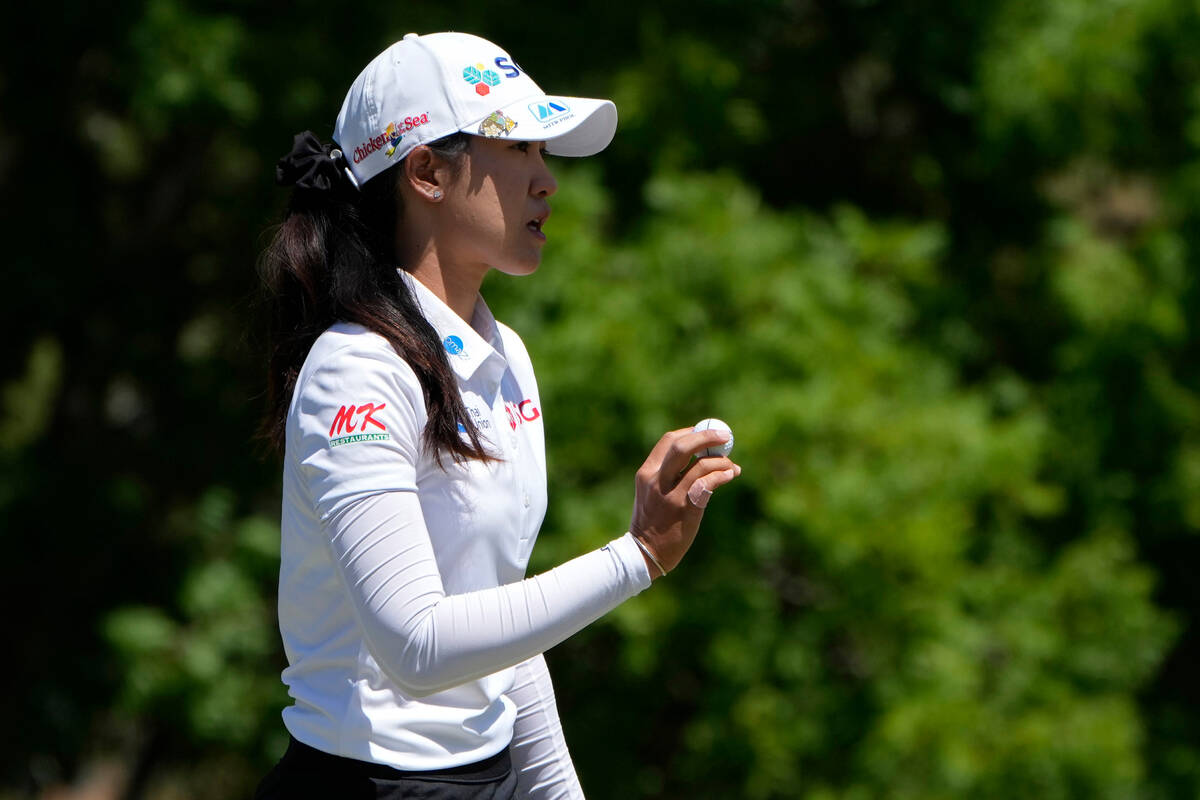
left=523, top=492, right=531, bottom=508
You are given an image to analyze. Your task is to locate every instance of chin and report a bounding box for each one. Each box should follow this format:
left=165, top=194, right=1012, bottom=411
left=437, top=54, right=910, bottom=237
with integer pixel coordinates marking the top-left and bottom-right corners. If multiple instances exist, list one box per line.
left=495, top=256, right=542, bottom=277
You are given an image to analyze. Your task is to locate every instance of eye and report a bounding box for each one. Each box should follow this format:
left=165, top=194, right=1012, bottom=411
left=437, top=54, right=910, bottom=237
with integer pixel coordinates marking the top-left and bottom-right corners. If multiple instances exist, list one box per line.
left=511, top=141, right=549, bottom=157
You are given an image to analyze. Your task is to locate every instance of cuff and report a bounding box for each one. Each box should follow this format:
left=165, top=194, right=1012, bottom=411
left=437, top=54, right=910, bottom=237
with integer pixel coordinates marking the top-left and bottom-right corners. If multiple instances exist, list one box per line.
left=610, top=531, right=654, bottom=591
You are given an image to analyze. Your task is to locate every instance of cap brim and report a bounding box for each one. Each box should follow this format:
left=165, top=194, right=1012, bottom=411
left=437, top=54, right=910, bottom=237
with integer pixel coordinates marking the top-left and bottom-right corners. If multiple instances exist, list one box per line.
left=463, top=95, right=617, bottom=157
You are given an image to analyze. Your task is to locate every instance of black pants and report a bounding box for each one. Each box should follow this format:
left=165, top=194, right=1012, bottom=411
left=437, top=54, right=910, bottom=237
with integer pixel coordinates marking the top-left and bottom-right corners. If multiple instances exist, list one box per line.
left=255, top=736, right=517, bottom=800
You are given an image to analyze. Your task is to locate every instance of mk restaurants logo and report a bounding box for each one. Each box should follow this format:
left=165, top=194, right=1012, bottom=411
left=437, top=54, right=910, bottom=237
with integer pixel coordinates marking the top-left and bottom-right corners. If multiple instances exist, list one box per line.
left=329, top=402, right=389, bottom=447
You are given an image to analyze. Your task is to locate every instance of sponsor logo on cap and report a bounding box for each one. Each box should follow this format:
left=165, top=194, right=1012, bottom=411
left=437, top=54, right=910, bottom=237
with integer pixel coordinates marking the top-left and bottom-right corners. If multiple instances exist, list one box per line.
left=529, top=100, right=570, bottom=122
left=478, top=110, right=518, bottom=138
left=463, top=64, right=501, bottom=96
left=528, top=100, right=575, bottom=130
left=462, top=56, right=522, bottom=96
left=352, top=114, right=432, bottom=164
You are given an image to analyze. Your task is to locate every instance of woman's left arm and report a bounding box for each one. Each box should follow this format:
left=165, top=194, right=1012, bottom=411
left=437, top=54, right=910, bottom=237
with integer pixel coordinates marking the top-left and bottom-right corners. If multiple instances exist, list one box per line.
left=509, top=654, right=585, bottom=800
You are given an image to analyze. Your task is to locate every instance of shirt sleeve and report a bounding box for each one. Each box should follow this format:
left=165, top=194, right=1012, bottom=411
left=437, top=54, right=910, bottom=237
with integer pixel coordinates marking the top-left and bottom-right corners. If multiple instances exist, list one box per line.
left=292, top=340, right=425, bottom=522
left=509, top=654, right=586, bottom=800
left=291, top=340, right=653, bottom=697
left=325, top=491, right=650, bottom=696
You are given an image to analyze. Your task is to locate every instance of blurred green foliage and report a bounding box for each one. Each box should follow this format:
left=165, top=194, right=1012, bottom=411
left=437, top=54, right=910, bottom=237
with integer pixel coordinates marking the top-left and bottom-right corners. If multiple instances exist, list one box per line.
left=4, top=0, right=1200, bottom=797
left=488, top=169, right=1176, bottom=798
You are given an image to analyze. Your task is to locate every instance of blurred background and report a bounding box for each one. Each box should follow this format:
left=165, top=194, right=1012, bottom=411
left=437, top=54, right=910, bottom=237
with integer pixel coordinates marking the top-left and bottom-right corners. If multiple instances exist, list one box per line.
left=4, top=0, right=1200, bottom=797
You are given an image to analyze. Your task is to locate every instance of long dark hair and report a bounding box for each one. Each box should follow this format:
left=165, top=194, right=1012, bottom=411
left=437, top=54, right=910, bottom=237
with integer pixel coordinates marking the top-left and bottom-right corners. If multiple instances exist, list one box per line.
left=258, top=132, right=494, bottom=465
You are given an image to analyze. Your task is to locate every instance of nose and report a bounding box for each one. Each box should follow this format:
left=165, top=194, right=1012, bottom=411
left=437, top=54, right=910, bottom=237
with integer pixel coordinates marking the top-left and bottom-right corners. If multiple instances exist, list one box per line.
left=532, top=153, right=557, bottom=198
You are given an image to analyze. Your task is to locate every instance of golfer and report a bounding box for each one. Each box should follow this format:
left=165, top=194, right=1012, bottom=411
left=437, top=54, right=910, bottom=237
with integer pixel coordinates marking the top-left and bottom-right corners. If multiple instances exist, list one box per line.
left=255, top=32, right=740, bottom=799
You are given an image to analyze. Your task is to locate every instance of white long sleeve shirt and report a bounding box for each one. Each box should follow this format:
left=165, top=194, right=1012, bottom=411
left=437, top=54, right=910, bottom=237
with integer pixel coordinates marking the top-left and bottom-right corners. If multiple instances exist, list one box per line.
left=277, top=273, right=650, bottom=791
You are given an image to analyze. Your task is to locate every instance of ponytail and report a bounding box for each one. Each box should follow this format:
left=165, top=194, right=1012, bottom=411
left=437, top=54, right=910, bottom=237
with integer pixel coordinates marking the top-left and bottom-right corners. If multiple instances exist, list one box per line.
left=258, top=131, right=492, bottom=466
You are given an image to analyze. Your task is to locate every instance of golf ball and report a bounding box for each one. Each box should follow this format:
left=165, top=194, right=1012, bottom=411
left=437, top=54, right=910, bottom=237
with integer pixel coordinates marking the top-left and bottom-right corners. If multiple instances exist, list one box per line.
left=694, top=418, right=734, bottom=458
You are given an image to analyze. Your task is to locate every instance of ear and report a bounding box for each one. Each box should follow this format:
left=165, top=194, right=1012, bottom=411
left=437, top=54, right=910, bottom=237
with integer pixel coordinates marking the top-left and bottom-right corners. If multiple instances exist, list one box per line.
left=402, top=146, right=448, bottom=202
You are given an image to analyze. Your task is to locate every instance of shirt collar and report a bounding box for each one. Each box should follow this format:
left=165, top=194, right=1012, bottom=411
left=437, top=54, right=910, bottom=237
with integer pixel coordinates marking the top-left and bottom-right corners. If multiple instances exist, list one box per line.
left=400, top=270, right=508, bottom=393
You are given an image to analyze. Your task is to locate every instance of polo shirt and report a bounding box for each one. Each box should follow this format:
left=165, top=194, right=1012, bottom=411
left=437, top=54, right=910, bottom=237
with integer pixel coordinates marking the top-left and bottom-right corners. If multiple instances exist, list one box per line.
left=275, top=271, right=652, bottom=771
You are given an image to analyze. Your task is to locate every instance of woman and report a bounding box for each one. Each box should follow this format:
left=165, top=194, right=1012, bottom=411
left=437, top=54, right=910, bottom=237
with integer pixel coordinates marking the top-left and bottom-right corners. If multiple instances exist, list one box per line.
left=256, top=32, right=740, bottom=799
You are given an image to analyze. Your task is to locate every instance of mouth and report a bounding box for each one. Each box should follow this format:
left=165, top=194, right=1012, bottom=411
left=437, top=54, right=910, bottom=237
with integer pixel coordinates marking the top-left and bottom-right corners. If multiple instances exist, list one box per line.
left=527, top=211, right=549, bottom=240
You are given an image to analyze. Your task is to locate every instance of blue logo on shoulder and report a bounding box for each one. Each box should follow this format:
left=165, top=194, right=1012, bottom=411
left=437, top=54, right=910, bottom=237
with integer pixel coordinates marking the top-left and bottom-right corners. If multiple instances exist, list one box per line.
left=443, top=335, right=466, bottom=358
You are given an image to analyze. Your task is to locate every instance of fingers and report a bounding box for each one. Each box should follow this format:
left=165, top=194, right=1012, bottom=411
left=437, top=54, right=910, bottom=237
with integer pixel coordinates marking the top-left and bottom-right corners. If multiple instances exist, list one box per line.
left=629, top=429, right=743, bottom=576
left=687, top=481, right=713, bottom=508
left=636, top=427, right=690, bottom=473
left=678, top=456, right=740, bottom=507
left=654, top=429, right=735, bottom=493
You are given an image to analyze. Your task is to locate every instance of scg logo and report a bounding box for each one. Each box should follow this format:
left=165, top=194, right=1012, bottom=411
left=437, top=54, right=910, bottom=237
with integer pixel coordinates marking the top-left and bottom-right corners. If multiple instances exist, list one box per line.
left=504, top=399, right=541, bottom=431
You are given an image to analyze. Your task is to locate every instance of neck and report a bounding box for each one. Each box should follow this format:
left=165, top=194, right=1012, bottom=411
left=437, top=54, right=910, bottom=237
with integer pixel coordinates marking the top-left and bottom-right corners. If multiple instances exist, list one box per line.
left=397, top=221, right=487, bottom=322
left=407, top=259, right=484, bottom=322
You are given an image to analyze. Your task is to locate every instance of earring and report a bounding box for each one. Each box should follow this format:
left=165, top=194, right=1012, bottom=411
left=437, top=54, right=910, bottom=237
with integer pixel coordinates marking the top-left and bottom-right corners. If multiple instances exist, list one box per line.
left=432, top=190, right=443, bottom=200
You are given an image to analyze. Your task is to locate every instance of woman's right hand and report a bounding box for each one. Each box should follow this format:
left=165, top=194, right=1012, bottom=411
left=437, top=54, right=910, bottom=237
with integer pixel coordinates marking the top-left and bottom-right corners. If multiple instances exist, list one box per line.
left=629, top=427, right=741, bottom=578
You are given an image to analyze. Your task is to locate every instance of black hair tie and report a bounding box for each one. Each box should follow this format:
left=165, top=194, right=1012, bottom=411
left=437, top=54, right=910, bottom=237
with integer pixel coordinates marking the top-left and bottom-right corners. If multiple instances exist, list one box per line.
left=276, top=131, right=346, bottom=192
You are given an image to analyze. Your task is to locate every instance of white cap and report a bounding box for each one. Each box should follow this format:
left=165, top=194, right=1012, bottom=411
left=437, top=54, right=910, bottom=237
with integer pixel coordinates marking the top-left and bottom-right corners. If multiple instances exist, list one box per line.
left=332, top=32, right=618, bottom=187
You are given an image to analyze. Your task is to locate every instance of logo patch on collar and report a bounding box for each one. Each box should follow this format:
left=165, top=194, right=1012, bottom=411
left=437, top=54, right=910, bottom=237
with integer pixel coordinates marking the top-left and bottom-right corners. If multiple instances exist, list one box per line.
left=443, top=335, right=468, bottom=358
